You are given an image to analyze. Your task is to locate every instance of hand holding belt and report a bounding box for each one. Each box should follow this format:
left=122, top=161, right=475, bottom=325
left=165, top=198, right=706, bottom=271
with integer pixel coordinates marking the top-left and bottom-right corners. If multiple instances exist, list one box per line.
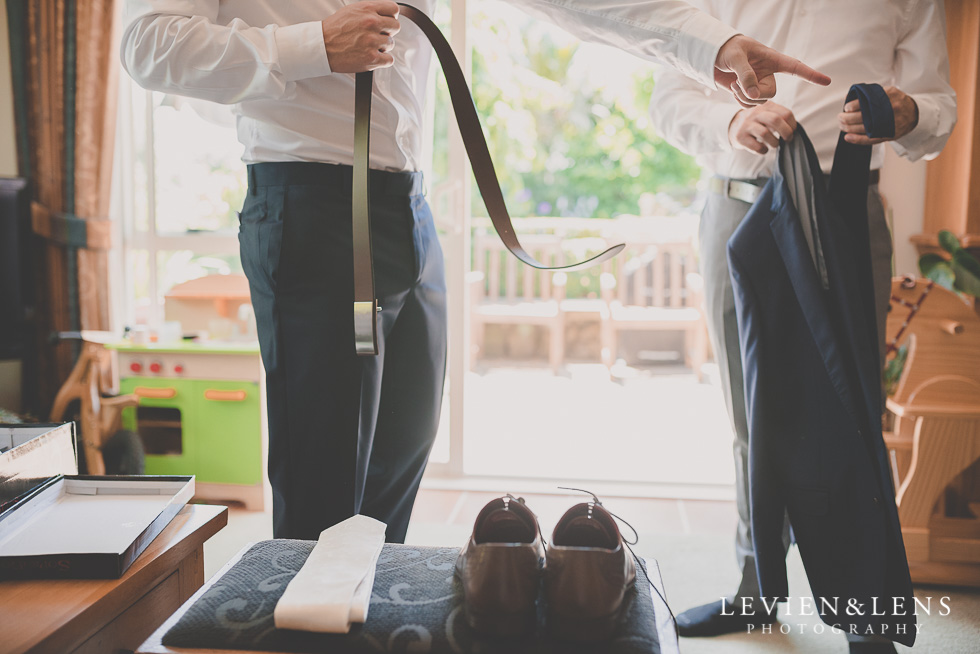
left=352, top=3, right=626, bottom=355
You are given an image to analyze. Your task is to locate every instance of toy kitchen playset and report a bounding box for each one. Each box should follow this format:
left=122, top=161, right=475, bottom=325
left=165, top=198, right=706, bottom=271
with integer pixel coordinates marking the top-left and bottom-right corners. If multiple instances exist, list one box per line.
left=109, top=275, right=266, bottom=510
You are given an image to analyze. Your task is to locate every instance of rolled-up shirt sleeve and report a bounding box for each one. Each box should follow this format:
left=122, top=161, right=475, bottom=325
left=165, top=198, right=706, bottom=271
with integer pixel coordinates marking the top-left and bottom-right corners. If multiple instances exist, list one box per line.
left=890, top=0, right=956, bottom=162
left=508, top=0, right=738, bottom=89
left=120, top=0, right=332, bottom=104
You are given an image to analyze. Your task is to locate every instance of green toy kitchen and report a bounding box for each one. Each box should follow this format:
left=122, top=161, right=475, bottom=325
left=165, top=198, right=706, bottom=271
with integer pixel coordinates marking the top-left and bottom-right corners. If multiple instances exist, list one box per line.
left=109, top=274, right=267, bottom=510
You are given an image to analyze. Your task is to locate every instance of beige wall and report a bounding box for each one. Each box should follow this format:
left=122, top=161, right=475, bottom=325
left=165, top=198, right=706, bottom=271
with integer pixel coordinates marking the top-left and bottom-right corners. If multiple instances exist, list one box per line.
left=0, top=0, right=17, bottom=177
left=880, top=149, right=928, bottom=278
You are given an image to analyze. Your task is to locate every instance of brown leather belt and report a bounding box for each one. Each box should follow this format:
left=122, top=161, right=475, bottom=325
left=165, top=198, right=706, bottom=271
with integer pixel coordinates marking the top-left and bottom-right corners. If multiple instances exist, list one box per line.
left=352, top=4, right=625, bottom=355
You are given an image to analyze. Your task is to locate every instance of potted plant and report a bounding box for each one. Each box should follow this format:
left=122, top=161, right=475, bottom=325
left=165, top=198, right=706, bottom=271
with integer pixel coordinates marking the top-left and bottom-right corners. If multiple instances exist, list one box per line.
left=882, top=233, right=980, bottom=395
left=918, top=230, right=980, bottom=316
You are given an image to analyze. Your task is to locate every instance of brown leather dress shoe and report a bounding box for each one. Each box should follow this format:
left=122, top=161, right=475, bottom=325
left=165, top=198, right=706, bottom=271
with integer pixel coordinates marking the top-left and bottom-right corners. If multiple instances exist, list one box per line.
left=545, top=501, right=637, bottom=641
left=455, top=496, right=545, bottom=637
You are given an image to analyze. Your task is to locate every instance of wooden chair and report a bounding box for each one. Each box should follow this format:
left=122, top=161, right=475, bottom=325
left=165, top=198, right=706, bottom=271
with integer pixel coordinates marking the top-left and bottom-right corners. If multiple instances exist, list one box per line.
left=599, top=240, right=707, bottom=378
left=883, top=277, right=980, bottom=587
left=49, top=331, right=140, bottom=475
left=469, top=233, right=567, bottom=372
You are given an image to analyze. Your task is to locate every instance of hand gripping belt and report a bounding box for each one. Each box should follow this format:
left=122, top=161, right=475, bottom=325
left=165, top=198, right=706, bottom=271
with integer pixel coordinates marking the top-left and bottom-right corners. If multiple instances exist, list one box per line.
left=352, top=3, right=625, bottom=354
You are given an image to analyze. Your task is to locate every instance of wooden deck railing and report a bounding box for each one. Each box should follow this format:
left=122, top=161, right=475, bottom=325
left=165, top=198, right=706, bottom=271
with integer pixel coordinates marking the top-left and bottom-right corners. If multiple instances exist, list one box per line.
left=469, top=214, right=708, bottom=374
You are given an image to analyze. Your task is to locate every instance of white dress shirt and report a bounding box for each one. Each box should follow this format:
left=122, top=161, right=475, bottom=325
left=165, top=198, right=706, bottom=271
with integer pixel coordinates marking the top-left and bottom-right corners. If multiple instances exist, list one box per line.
left=121, top=0, right=738, bottom=172
left=649, top=0, right=956, bottom=178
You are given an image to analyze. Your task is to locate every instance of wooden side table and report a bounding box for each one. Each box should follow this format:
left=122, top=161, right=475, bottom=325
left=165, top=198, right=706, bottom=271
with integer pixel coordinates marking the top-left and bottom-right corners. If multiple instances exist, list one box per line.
left=137, top=546, right=679, bottom=654
left=0, top=504, right=227, bottom=654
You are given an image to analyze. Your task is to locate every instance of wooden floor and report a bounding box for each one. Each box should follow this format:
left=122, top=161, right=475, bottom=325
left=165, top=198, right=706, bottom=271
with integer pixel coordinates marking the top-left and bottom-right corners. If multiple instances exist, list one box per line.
left=435, top=364, right=737, bottom=487
left=202, top=488, right=739, bottom=580
left=201, top=361, right=742, bottom=578
left=410, top=489, right=737, bottom=537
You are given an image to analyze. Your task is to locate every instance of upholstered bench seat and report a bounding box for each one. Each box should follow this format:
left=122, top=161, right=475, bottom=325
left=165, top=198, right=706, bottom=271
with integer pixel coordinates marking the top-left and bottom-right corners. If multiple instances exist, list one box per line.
left=159, top=540, right=671, bottom=654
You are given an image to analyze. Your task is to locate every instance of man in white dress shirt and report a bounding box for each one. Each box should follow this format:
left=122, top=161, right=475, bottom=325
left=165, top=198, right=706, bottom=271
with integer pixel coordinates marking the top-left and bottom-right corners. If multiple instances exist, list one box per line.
left=648, top=1, right=955, bottom=649
left=121, top=0, right=830, bottom=545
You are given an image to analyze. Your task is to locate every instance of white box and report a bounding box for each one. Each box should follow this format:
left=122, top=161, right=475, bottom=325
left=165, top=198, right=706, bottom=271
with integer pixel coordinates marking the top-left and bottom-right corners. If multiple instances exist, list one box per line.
left=0, top=423, right=194, bottom=579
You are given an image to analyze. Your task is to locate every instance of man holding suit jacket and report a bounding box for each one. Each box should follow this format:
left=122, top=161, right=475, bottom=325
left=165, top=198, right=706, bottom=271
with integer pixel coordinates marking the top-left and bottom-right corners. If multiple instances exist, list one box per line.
left=649, top=1, right=955, bottom=650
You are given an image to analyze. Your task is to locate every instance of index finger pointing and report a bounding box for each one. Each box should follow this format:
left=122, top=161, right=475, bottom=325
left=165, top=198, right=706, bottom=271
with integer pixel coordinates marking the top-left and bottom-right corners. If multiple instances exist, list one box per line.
left=774, top=52, right=831, bottom=87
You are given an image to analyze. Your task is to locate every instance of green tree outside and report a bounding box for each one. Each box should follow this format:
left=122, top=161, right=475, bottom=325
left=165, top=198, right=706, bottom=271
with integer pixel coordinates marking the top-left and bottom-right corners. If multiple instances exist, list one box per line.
left=432, top=4, right=702, bottom=220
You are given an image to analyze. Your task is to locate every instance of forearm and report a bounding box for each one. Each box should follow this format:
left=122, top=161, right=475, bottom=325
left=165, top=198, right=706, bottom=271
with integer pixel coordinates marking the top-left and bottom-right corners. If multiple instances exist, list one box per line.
left=508, top=0, right=737, bottom=88
left=649, top=70, right=739, bottom=156
left=890, top=0, right=957, bottom=161
left=891, top=92, right=956, bottom=162
left=120, top=1, right=330, bottom=104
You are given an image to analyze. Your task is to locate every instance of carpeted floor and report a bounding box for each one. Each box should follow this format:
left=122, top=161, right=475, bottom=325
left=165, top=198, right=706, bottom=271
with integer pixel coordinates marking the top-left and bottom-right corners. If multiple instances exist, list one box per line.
left=636, top=531, right=980, bottom=654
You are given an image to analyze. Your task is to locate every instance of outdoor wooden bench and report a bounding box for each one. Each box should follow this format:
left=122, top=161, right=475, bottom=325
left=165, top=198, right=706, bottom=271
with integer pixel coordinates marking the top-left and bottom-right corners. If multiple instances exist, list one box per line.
left=599, top=239, right=707, bottom=379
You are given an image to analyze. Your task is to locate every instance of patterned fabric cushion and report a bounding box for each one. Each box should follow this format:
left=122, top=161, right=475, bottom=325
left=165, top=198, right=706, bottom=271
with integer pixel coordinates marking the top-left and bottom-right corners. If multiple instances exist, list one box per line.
left=163, top=540, right=662, bottom=653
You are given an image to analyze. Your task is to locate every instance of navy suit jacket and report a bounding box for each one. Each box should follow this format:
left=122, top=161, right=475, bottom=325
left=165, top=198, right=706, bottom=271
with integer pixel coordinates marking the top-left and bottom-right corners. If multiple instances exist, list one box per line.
left=727, top=85, right=915, bottom=645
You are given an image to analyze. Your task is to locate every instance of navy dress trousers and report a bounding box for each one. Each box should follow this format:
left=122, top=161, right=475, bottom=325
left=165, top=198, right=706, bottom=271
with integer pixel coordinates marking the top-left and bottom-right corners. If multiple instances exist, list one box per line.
left=239, top=162, right=448, bottom=544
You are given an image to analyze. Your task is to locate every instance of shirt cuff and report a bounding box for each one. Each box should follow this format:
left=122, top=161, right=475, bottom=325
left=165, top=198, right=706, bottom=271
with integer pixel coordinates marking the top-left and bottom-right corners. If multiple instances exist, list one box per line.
left=275, top=21, right=332, bottom=82
left=707, top=102, right=743, bottom=152
left=892, top=93, right=941, bottom=162
left=676, top=12, right=739, bottom=89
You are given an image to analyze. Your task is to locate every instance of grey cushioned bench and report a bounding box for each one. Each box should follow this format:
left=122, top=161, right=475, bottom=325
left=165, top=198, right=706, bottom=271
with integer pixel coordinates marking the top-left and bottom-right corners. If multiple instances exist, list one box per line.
left=140, top=540, right=677, bottom=654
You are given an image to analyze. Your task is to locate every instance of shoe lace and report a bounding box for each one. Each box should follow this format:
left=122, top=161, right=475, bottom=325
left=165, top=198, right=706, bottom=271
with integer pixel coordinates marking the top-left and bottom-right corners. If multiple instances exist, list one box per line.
left=502, top=493, right=526, bottom=506
left=502, top=493, right=547, bottom=553
left=558, top=487, right=678, bottom=636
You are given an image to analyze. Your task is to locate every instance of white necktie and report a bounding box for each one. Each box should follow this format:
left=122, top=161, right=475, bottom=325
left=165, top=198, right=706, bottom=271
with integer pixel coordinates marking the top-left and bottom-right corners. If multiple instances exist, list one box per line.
left=274, top=515, right=387, bottom=633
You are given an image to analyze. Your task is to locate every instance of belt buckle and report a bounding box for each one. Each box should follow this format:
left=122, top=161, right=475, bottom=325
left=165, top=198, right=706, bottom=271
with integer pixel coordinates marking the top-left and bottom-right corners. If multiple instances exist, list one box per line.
left=354, top=300, right=380, bottom=355
left=728, top=179, right=759, bottom=205
left=723, top=178, right=733, bottom=200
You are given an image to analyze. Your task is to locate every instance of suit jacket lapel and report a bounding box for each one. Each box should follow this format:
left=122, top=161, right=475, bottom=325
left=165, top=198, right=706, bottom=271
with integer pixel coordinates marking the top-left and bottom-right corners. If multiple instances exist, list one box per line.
left=821, top=183, right=884, bottom=432
left=768, top=183, right=862, bottom=425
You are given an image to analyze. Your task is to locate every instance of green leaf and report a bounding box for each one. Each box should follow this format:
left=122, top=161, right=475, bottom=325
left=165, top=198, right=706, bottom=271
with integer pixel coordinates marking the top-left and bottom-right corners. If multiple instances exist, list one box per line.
left=921, top=258, right=957, bottom=292
left=952, top=248, right=980, bottom=277
left=883, top=344, right=908, bottom=397
left=938, top=230, right=962, bottom=255
left=951, top=251, right=980, bottom=298
left=952, top=275, right=980, bottom=297
left=919, top=252, right=946, bottom=275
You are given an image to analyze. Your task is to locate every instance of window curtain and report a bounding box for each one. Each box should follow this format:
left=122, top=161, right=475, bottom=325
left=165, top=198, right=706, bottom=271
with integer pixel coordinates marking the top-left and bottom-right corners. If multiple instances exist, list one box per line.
left=7, top=0, right=118, bottom=410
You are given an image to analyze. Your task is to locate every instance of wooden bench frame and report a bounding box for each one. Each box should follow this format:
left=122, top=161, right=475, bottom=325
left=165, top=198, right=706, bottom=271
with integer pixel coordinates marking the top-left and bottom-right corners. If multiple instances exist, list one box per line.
left=883, top=277, right=980, bottom=587
left=469, top=233, right=567, bottom=372
left=599, top=239, right=707, bottom=378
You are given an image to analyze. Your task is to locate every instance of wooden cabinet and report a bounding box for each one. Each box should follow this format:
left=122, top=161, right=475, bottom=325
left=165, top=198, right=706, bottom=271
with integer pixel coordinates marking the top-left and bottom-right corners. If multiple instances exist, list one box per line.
left=113, top=342, right=266, bottom=510
left=193, top=379, right=263, bottom=486
left=120, top=377, right=262, bottom=489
